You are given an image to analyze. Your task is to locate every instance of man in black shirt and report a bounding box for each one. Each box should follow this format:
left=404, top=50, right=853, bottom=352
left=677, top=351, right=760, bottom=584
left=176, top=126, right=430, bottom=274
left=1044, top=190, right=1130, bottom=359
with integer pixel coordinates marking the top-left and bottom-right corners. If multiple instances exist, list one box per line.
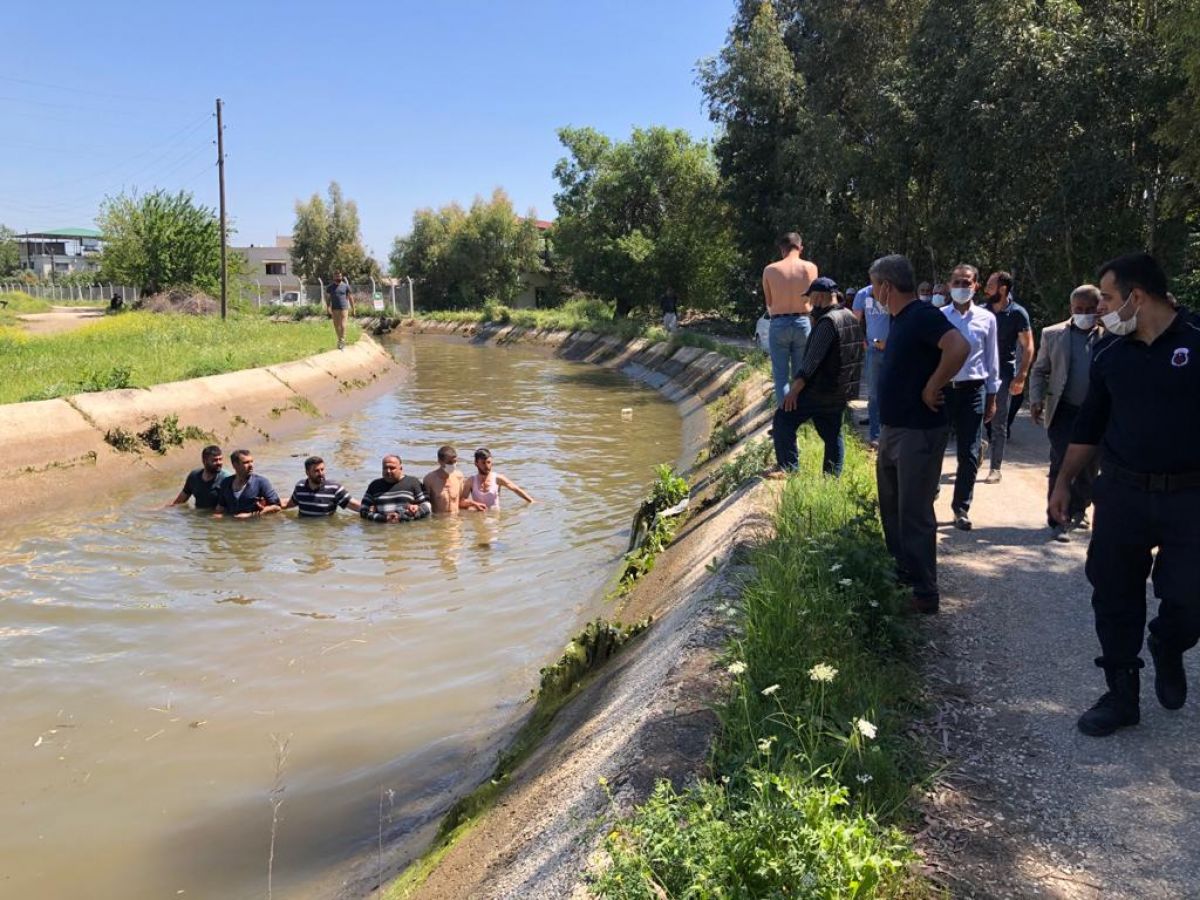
left=1051, top=253, right=1200, bottom=736
left=773, top=277, right=863, bottom=476
left=659, top=285, right=679, bottom=333
left=282, top=456, right=361, bottom=517
left=169, top=444, right=227, bottom=509
left=982, top=271, right=1034, bottom=483
left=872, top=255, right=969, bottom=614
left=360, top=455, right=432, bottom=523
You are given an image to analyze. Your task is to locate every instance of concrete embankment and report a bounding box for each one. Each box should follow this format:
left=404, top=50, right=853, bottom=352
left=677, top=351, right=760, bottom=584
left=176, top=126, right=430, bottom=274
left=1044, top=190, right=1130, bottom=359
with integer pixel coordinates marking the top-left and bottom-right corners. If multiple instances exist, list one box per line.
left=0, top=336, right=398, bottom=515
left=370, top=319, right=777, bottom=900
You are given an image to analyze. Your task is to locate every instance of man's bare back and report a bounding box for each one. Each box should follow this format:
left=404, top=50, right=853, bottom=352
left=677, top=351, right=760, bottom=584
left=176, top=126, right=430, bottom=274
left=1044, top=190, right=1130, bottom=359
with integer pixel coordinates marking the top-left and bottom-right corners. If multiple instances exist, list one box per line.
left=763, top=252, right=819, bottom=316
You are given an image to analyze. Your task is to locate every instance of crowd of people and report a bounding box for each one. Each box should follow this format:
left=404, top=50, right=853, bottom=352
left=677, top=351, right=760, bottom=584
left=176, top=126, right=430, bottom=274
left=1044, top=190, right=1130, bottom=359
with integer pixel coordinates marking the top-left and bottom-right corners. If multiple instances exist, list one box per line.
left=762, top=234, right=1200, bottom=739
left=170, top=445, right=534, bottom=520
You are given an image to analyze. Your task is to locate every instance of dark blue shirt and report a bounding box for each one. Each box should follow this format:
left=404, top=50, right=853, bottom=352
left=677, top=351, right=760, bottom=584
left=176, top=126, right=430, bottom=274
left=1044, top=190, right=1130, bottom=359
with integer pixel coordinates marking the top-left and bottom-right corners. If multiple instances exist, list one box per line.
left=1072, top=312, right=1200, bottom=474
left=987, top=298, right=1031, bottom=381
left=181, top=467, right=227, bottom=509
left=216, top=473, right=281, bottom=514
left=878, top=299, right=956, bottom=430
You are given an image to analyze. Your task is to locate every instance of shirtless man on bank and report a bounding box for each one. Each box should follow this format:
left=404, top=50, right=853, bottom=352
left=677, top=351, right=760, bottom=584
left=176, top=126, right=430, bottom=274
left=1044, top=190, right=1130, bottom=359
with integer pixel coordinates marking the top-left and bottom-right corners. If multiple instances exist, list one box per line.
left=762, top=232, right=820, bottom=405
left=423, top=445, right=486, bottom=514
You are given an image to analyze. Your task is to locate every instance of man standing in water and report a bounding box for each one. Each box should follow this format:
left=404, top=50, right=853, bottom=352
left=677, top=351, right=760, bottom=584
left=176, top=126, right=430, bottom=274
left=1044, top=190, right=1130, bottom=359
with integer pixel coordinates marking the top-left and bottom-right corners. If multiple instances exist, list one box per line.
left=463, top=448, right=535, bottom=509
left=170, top=444, right=227, bottom=509
left=281, top=456, right=361, bottom=517
left=763, top=232, right=820, bottom=405
left=423, top=445, right=485, bottom=513
left=360, top=455, right=432, bottom=522
left=324, top=270, right=355, bottom=350
left=213, top=450, right=282, bottom=518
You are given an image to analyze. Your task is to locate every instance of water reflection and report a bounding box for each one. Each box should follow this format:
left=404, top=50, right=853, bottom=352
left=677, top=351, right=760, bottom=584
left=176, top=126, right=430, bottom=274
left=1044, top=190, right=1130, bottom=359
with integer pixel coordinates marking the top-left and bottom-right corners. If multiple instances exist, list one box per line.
left=0, top=333, right=682, bottom=899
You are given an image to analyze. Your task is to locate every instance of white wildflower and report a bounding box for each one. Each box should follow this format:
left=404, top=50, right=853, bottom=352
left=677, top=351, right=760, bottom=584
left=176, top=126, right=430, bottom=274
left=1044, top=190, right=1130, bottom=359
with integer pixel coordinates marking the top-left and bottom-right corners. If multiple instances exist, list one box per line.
left=727, top=661, right=747, bottom=676
left=868, top=599, right=879, bottom=608
left=761, top=684, right=780, bottom=697
left=856, top=773, right=874, bottom=784
left=829, top=563, right=844, bottom=572
left=839, top=578, right=853, bottom=586
left=854, top=717, right=877, bottom=740
left=757, top=736, right=775, bottom=754
left=808, top=663, right=838, bottom=683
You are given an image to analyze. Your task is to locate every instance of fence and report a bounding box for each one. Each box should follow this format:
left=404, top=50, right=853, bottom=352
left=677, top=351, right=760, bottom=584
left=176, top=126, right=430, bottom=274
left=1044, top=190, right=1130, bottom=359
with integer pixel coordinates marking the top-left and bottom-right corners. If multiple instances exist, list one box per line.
left=0, top=282, right=140, bottom=303
left=0, top=279, right=417, bottom=314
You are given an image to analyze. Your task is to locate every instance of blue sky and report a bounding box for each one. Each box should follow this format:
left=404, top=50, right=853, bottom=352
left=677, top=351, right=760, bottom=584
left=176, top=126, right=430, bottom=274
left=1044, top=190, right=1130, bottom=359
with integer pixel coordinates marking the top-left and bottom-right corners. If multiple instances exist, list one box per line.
left=1, top=1, right=733, bottom=261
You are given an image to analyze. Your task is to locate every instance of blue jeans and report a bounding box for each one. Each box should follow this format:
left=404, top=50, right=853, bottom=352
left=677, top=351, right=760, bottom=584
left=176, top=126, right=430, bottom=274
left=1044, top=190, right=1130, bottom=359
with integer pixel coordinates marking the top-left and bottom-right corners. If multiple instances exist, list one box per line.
left=772, top=400, right=846, bottom=476
left=944, top=381, right=986, bottom=514
left=863, top=344, right=884, bottom=442
left=769, top=315, right=812, bottom=405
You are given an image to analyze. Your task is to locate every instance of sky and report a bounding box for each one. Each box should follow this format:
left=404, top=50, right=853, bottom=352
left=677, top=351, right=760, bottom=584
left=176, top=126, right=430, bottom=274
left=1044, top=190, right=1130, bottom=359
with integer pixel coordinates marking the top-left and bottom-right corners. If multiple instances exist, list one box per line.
left=1, top=1, right=734, bottom=262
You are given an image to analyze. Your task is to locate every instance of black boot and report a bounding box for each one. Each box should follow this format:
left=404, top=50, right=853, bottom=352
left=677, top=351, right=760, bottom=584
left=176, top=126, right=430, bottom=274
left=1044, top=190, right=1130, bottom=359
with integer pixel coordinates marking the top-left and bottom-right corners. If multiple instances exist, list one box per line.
left=1077, top=664, right=1141, bottom=737
left=1148, top=635, right=1187, bottom=710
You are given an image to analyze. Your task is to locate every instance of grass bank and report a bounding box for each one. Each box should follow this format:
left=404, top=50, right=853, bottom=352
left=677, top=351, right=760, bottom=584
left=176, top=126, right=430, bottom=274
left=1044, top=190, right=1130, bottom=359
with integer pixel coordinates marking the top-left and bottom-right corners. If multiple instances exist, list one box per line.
left=416, top=298, right=769, bottom=369
left=594, top=428, right=927, bottom=898
left=0, top=310, right=359, bottom=405
left=0, top=291, right=52, bottom=327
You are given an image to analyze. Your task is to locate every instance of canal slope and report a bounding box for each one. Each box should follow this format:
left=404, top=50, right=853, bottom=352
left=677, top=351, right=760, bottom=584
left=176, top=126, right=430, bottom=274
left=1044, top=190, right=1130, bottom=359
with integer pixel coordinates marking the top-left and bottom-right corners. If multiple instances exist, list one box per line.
left=375, top=320, right=776, bottom=899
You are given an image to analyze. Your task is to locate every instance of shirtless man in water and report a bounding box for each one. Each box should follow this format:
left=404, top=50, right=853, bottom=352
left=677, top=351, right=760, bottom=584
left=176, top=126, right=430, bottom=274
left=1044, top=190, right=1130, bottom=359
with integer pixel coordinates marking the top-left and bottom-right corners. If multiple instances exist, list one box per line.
left=762, top=232, right=820, bottom=405
left=423, top=445, right=485, bottom=513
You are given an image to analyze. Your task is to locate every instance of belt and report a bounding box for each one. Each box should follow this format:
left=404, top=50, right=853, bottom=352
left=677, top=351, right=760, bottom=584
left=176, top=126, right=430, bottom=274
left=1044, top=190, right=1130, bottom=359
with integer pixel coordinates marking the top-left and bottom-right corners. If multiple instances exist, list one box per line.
left=769, top=312, right=811, bottom=319
left=1106, top=462, right=1200, bottom=493
left=949, top=379, right=985, bottom=389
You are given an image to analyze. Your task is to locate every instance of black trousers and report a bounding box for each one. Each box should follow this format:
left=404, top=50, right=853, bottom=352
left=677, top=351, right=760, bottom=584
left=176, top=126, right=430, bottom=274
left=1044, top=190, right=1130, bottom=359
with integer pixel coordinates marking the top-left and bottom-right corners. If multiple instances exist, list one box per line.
left=944, top=382, right=986, bottom=515
left=1086, top=476, right=1200, bottom=668
left=1046, top=401, right=1097, bottom=526
left=877, top=425, right=949, bottom=601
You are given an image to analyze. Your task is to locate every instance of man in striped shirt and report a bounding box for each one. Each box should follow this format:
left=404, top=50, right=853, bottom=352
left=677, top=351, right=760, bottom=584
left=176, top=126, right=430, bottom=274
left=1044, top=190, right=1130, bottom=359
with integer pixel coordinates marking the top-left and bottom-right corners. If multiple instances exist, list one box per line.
left=282, top=456, right=361, bottom=517
left=360, top=455, right=432, bottom=523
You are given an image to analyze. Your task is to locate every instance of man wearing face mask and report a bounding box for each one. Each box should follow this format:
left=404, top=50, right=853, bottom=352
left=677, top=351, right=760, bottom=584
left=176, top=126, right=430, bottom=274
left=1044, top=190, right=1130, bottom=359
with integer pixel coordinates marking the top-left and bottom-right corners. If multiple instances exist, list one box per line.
left=423, top=445, right=483, bottom=514
left=773, top=277, right=863, bottom=476
left=872, top=255, right=970, bottom=614
left=940, top=264, right=1000, bottom=531
left=917, top=282, right=933, bottom=304
left=1050, top=253, right=1200, bottom=737
left=1029, top=285, right=1103, bottom=541
left=930, top=282, right=949, bottom=309
left=982, top=271, right=1034, bottom=483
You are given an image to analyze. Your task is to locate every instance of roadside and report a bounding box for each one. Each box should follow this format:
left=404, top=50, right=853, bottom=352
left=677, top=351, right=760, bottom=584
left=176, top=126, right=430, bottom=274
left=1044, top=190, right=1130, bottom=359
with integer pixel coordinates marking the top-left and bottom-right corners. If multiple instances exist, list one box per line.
left=920, top=411, right=1200, bottom=897
left=16, top=304, right=107, bottom=335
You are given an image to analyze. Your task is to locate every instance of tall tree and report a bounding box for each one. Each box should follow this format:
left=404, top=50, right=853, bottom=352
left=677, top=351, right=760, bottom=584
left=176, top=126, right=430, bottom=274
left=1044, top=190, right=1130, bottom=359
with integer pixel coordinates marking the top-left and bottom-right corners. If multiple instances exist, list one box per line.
left=0, top=224, right=18, bottom=276
left=551, top=126, right=738, bottom=317
left=97, top=190, right=222, bottom=294
left=290, top=181, right=379, bottom=282
left=389, top=189, right=542, bottom=308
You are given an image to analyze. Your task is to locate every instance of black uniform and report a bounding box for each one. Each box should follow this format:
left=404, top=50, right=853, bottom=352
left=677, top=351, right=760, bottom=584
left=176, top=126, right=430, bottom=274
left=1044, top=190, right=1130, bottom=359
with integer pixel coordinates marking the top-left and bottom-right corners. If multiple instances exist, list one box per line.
left=1072, top=311, right=1200, bottom=669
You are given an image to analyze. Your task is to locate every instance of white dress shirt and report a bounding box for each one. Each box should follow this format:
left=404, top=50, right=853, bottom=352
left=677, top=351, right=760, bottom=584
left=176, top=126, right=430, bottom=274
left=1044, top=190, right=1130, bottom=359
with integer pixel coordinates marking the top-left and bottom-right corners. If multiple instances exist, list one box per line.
left=942, top=302, right=1001, bottom=395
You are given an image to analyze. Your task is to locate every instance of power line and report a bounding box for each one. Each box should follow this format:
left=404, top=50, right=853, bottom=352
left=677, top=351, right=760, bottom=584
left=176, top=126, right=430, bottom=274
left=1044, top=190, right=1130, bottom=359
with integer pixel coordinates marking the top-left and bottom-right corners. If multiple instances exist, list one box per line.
left=0, top=74, right=172, bottom=104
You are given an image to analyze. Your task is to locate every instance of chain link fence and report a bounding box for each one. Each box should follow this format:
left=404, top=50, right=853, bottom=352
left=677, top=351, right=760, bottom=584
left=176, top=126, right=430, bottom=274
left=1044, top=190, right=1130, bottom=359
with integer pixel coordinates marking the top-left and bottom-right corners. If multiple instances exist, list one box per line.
left=0, top=281, right=140, bottom=303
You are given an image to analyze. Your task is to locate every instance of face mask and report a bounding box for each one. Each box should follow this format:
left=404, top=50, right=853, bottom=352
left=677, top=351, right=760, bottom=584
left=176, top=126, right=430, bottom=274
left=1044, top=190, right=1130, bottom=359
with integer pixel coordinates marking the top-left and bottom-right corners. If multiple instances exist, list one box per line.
left=441, top=463, right=456, bottom=475
left=918, top=294, right=931, bottom=303
left=950, top=287, right=973, bottom=305
left=1072, top=313, right=1096, bottom=330
left=1101, top=293, right=1138, bottom=336
left=931, top=293, right=946, bottom=307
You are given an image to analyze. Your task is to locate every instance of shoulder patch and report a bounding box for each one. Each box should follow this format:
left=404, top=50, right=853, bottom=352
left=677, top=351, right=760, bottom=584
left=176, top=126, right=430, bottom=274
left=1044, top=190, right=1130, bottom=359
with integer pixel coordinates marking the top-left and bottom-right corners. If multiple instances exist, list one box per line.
left=1172, top=347, right=1190, bottom=368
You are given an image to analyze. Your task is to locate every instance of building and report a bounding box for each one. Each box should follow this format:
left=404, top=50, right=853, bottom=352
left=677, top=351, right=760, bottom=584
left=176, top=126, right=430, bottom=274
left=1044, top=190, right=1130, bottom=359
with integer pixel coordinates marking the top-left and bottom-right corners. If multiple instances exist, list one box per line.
left=232, top=236, right=304, bottom=301
left=513, top=219, right=554, bottom=309
left=17, top=228, right=103, bottom=277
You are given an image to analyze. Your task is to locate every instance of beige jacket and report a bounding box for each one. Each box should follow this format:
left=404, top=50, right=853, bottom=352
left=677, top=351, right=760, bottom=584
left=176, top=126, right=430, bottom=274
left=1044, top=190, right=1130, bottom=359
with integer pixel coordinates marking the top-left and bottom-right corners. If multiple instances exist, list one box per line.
left=1028, top=320, right=1100, bottom=428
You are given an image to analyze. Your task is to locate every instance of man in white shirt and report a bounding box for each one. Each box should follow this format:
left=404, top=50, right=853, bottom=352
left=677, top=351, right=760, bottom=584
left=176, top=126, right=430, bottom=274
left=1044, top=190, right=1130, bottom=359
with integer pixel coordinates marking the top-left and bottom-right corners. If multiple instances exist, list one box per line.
left=941, top=264, right=1000, bottom=531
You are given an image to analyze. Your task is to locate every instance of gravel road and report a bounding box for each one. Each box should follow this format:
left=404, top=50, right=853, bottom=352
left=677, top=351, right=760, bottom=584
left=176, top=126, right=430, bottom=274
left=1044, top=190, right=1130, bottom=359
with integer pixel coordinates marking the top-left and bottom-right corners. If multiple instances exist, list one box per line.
left=918, top=410, right=1200, bottom=898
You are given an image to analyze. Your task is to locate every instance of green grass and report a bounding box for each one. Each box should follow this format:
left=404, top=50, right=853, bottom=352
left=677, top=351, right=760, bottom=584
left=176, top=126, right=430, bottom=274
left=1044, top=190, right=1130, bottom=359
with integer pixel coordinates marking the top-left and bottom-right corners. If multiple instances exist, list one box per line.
left=0, top=310, right=359, bottom=404
left=0, top=291, right=53, bottom=327
left=593, top=427, right=928, bottom=898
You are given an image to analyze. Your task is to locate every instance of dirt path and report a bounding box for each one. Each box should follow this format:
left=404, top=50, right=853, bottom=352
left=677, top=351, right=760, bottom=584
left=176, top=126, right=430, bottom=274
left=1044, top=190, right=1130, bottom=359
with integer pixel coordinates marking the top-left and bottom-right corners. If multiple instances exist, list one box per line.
left=17, top=305, right=106, bottom=334
left=919, top=411, right=1200, bottom=898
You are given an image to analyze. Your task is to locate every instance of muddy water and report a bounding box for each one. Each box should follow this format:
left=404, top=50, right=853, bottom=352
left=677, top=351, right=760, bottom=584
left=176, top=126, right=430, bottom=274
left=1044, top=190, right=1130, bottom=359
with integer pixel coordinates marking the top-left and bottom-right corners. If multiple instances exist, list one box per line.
left=0, top=334, right=683, bottom=899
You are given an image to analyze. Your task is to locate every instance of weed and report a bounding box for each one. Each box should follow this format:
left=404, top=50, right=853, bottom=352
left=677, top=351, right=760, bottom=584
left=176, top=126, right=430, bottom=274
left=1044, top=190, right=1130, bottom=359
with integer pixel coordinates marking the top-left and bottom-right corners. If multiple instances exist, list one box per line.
left=138, top=414, right=210, bottom=454
left=104, top=427, right=140, bottom=453
left=618, top=465, right=689, bottom=592
left=712, top=438, right=774, bottom=500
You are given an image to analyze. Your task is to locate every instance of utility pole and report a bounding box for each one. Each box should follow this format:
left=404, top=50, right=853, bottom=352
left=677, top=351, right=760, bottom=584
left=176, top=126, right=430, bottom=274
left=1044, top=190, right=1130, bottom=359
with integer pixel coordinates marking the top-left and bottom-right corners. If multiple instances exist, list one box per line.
left=216, top=98, right=227, bottom=320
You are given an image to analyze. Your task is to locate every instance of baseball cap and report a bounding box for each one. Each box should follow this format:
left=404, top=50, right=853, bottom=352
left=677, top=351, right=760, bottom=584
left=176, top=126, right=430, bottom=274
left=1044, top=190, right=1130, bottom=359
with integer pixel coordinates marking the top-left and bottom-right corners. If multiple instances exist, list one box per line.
left=805, top=277, right=839, bottom=295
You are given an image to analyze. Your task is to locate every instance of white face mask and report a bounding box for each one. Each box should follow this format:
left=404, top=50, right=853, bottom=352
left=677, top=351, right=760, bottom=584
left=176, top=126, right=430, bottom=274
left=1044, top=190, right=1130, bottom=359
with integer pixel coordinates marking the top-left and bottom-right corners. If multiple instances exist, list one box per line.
left=1072, top=313, right=1097, bottom=330
left=1101, top=293, right=1138, bottom=336
left=931, top=293, right=947, bottom=307
left=441, top=463, right=456, bottom=475
left=918, top=294, right=931, bottom=303
left=949, top=287, right=973, bottom=305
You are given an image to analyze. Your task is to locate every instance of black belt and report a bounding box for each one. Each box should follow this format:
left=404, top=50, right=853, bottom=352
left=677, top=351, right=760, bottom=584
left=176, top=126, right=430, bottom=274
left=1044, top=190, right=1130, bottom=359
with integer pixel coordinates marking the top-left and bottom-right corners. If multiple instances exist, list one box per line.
left=769, top=312, right=811, bottom=319
left=949, top=379, right=985, bottom=389
left=1106, top=462, right=1200, bottom=493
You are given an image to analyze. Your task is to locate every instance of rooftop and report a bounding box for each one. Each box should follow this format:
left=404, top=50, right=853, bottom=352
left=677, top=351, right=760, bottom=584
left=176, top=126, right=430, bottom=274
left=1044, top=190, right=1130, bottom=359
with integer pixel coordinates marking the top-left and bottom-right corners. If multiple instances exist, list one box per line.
left=18, top=227, right=104, bottom=239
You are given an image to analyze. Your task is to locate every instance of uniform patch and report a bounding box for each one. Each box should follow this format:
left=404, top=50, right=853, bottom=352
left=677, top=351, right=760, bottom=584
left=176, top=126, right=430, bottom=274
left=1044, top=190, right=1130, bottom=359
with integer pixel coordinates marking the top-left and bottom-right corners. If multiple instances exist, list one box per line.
left=1172, top=347, right=1190, bottom=368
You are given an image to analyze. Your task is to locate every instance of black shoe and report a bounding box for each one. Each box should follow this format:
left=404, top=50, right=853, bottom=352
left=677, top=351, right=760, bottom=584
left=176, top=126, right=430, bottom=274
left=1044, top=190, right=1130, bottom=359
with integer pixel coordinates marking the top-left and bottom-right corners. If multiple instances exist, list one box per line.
left=1077, top=666, right=1140, bottom=736
left=1148, top=635, right=1187, bottom=710
left=954, top=512, right=972, bottom=531
left=1051, top=524, right=1070, bottom=543
left=1071, top=512, right=1091, bottom=531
